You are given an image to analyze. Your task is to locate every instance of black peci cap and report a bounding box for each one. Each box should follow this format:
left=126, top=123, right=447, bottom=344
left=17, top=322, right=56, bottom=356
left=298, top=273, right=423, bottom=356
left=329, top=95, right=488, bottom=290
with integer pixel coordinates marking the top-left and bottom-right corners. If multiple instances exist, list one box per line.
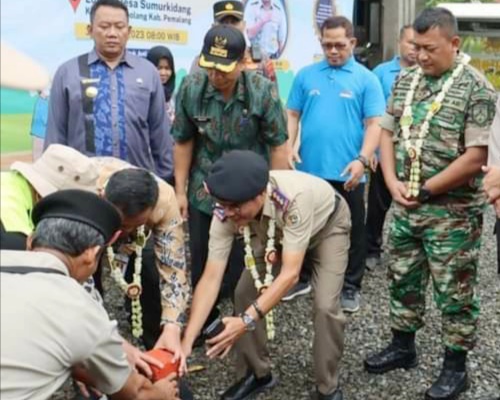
left=199, top=25, right=246, bottom=73
left=32, top=189, right=122, bottom=243
left=205, top=150, right=269, bottom=203
left=213, top=1, right=244, bottom=22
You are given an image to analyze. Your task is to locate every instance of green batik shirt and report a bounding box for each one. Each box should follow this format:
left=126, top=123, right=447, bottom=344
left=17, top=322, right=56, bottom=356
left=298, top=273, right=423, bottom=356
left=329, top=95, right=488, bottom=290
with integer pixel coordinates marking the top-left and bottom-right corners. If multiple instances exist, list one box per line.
left=171, top=70, right=288, bottom=215
left=381, top=54, right=497, bottom=212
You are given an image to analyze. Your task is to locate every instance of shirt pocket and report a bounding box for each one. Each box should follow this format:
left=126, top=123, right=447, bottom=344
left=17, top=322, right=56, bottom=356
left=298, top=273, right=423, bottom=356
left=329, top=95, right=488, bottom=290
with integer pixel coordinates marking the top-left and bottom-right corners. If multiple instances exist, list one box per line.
left=128, top=86, right=151, bottom=127
left=424, top=113, right=463, bottom=158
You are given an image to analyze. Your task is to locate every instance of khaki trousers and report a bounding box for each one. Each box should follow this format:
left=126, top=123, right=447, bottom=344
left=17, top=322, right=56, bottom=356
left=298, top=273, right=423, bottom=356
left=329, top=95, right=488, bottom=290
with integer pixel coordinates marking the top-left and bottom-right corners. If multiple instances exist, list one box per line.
left=233, top=198, right=351, bottom=395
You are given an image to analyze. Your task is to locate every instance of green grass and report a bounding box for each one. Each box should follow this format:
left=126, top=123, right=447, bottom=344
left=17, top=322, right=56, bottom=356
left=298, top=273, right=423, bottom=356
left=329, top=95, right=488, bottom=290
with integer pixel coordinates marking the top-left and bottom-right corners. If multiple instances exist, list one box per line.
left=0, top=114, right=33, bottom=154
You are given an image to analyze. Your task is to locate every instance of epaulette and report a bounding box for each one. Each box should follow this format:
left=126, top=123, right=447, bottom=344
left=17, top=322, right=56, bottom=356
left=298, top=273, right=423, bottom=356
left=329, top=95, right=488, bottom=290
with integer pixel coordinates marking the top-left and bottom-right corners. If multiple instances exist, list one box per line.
left=213, top=205, right=227, bottom=222
left=270, top=187, right=290, bottom=212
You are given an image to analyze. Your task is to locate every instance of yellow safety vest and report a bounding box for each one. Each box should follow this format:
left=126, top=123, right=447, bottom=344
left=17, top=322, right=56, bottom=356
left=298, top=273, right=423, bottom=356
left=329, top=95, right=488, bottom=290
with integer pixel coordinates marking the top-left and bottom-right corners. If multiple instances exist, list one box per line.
left=0, top=171, right=35, bottom=235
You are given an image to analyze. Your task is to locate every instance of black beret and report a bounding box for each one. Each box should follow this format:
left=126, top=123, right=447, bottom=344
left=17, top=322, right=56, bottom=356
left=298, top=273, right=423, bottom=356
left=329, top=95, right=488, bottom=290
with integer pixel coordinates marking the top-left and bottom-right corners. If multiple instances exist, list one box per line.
left=205, top=150, right=269, bottom=203
left=32, top=189, right=122, bottom=242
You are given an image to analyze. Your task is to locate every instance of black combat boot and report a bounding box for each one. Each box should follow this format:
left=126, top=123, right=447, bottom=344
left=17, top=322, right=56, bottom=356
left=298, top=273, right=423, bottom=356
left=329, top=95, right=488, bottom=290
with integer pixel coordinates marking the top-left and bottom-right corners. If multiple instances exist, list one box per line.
left=425, top=348, right=468, bottom=400
left=364, top=330, right=418, bottom=374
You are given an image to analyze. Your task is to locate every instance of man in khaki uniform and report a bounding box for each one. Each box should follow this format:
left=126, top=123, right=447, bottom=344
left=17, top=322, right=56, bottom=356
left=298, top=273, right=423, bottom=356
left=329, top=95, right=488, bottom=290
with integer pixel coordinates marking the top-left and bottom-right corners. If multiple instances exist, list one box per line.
left=181, top=150, right=351, bottom=400
left=0, top=190, right=179, bottom=400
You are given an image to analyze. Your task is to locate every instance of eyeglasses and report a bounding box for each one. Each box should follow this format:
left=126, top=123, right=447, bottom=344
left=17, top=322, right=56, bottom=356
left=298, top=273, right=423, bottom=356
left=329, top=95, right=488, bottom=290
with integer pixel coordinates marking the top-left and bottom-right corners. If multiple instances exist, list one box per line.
left=321, top=42, right=350, bottom=51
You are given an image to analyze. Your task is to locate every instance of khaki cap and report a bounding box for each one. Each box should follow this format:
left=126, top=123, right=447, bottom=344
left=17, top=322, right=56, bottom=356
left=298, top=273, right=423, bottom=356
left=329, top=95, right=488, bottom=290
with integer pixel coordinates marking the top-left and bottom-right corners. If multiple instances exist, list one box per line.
left=11, top=145, right=99, bottom=197
left=0, top=41, right=50, bottom=91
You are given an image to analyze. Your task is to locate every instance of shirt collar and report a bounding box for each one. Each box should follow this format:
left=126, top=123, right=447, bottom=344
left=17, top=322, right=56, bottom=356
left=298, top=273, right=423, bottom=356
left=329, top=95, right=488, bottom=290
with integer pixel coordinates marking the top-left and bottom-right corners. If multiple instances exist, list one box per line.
left=319, top=56, right=356, bottom=72
left=88, top=48, right=135, bottom=68
left=390, top=56, right=402, bottom=72
left=0, top=250, right=70, bottom=277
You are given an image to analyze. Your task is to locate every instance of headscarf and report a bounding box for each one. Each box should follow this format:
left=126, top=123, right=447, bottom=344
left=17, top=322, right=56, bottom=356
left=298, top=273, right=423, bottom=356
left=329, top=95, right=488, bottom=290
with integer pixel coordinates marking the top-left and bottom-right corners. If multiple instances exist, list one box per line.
left=146, top=46, right=176, bottom=102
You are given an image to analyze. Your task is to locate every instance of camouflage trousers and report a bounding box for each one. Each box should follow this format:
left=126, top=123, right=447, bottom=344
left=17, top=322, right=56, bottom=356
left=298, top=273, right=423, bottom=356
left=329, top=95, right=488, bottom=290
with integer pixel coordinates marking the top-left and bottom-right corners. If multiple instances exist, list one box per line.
left=387, top=203, right=483, bottom=351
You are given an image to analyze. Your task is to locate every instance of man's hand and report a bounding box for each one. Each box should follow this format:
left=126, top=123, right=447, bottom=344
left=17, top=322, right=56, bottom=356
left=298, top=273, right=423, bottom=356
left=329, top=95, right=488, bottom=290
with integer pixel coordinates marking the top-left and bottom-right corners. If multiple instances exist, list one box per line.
left=154, top=323, right=184, bottom=375
left=179, top=340, right=193, bottom=377
left=74, top=381, right=102, bottom=399
left=205, top=316, right=246, bottom=359
left=482, top=165, right=500, bottom=204
left=387, top=179, right=420, bottom=209
left=122, top=340, right=163, bottom=379
left=287, top=148, right=301, bottom=169
left=342, top=160, right=365, bottom=191
left=175, top=192, right=189, bottom=220
left=494, top=198, right=500, bottom=218
left=370, top=154, right=379, bottom=172
left=154, top=373, right=180, bottom=400
left=260, top=10, right=273, bottom=25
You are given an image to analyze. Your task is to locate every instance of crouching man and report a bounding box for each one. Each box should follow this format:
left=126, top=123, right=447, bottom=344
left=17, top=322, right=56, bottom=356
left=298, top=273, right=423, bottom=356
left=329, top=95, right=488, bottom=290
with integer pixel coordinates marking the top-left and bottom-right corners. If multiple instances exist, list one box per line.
left=0, top=190, right=179, bottom=400
left=181, top=150, right=351, bottom=400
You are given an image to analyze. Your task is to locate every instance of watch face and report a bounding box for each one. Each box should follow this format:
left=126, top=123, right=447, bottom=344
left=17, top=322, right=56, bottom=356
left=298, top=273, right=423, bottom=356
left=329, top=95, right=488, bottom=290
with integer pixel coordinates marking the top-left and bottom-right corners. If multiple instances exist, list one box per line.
left=242, top=314, right=256, bottom=331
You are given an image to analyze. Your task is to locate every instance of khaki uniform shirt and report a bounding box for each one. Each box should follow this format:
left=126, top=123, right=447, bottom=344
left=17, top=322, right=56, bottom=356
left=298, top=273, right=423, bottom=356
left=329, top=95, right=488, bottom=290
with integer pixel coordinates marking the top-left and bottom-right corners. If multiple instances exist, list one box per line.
left=381, top=54, right=497, bottom=211
left=0, top=251, right=130, bottom=399
left=95, top=157, right=190, bottom=326
left=208, top=170, right=338, bottom=264
left=488, top=98, right=500, bottom=166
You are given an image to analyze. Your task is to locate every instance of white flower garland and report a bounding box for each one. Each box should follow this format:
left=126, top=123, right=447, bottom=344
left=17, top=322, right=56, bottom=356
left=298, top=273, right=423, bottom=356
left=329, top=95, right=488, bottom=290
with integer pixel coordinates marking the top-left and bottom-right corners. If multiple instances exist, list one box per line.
left=243, top=216, right=277, bottom=340
left=400, top=54, right=470, bottom=197
left=107, top=225, right=147, bottom=338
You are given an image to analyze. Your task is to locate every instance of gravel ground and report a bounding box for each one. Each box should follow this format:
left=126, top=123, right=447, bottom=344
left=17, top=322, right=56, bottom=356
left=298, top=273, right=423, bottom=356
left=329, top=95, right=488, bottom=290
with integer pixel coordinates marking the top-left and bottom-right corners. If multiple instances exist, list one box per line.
left=52, top=208, right=500, bottom=400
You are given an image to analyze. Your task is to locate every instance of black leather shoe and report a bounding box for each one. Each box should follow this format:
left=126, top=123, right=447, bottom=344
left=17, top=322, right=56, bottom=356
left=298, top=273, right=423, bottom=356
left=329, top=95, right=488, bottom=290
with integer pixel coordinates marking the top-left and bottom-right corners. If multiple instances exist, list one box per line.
left=425, top=348, right=469, bottom=400
left=220, top=372, right=277, bottom=400
left=425, top=369, right=468, bottom=400
left=316, top=388, right=343, bottom=400
left=364, top=341, right=418, bottom=374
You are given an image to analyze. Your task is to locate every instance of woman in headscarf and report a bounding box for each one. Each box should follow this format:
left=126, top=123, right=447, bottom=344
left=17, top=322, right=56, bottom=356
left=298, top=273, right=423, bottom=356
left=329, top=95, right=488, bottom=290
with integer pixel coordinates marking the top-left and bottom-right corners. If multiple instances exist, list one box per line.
left=147, top=46, right=176, bottom=124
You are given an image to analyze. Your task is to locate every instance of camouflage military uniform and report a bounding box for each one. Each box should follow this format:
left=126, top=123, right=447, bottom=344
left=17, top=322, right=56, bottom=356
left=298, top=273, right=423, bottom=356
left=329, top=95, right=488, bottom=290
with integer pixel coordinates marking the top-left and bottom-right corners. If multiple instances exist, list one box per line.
left=380, top=54, right=497, bottom=351
left=172, top=70, right=287, bottom=216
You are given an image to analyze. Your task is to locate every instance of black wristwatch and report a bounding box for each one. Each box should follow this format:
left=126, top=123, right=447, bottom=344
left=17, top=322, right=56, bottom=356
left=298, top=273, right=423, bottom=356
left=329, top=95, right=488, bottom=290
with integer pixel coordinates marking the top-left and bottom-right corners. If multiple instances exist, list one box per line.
left=240, top=312, right=256, bottom=332
left=417, top=187, right=432, bottom=203
left=355, top=155, right=369, bottom=169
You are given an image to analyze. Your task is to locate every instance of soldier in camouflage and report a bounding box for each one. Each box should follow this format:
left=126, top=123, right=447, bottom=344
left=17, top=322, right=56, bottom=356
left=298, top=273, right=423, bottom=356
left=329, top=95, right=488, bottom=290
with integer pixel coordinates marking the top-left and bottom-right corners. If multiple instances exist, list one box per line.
left=363, top=8, right=497, bottom=400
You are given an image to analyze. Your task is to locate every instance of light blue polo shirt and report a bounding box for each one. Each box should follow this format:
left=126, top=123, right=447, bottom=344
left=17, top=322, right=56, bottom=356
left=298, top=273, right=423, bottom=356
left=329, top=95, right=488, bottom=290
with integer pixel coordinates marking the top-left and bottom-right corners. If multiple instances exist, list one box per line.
left=287, top=57, right=385, bottom=182
left=373, top=56, right=402, bottom=102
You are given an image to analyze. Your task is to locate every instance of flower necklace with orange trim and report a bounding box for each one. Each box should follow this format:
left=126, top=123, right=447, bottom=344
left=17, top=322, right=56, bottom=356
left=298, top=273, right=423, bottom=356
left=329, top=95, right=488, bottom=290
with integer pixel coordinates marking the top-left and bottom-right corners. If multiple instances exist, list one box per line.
left=242, top=187, right=278, bottom=340
left=107, top=225, right=148, bottom=338
left=400, top=53, right=470, bottom=197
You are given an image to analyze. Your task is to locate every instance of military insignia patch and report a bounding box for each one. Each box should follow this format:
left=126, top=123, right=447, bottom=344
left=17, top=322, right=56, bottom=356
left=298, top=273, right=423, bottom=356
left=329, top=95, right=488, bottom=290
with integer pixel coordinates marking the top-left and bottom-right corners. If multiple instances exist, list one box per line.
left=286, top=209, right=301, bottom=227
left=270, top=188, right=290, bottom=211
left=213, top=205, right=227, bottom=221
left=471, top=103, right=490, bottom=127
